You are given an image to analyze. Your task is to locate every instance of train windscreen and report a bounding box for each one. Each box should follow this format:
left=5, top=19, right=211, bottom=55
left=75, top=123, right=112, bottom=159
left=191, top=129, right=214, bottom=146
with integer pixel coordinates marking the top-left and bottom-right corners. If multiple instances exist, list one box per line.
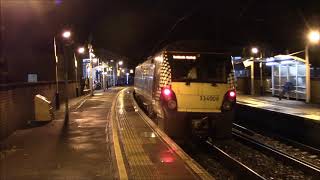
left=170, top=54, right=231, bottom=83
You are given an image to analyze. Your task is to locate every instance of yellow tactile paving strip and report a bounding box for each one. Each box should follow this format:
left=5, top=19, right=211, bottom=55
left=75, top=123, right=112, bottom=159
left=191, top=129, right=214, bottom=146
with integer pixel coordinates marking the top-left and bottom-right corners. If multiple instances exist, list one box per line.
left=115, top=93, right=159, bottom=179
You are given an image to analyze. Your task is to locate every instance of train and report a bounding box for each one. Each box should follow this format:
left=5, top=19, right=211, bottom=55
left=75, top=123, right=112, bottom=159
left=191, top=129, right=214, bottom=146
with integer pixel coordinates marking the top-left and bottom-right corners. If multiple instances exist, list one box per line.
left=134, top=41, right=236, bottom=141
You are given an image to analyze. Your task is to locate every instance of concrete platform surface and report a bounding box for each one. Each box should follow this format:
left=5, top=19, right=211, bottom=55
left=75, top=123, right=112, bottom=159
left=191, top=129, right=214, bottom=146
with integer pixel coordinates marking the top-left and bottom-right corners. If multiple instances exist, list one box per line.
left=237, top=95, right=320, bottom=121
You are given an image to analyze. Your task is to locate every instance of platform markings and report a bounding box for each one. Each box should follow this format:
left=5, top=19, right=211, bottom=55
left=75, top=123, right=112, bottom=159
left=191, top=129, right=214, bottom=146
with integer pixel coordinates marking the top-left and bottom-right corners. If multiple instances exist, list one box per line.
left=110, top=90, right=128, bottom=180
left=130, top=89, right=213, bottom=180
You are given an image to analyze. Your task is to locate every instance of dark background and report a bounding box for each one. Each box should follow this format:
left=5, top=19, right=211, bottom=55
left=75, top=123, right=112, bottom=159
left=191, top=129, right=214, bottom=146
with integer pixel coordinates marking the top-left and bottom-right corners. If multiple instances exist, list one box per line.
left=1, top=0, right=320, bottom=82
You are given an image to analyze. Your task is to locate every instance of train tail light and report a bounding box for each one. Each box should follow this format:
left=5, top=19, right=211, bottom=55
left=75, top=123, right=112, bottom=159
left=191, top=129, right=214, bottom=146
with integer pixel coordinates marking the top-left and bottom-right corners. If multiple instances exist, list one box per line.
left=161, top=86, right=177, bottom=110
left=163, top=88, right=172, bottom=96
left=222, top=90, right=236, bottom=111
left=228, top=90, right=236, bottom=101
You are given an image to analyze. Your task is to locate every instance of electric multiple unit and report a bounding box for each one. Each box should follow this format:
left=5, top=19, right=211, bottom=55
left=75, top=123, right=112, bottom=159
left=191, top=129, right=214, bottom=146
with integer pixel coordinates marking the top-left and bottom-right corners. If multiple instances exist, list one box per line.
left=134, top=43, right=236, bottom=141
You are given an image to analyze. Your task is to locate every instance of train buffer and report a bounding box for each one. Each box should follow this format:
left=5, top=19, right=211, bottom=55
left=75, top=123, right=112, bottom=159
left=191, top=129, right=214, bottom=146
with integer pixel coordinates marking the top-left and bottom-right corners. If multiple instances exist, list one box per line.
left=110, top=87, right=213, bottom=179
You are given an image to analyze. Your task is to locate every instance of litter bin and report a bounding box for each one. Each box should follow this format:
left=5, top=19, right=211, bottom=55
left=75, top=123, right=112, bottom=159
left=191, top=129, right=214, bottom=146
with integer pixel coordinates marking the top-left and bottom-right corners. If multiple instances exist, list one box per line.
left=34, top=94, right=54, bottom=121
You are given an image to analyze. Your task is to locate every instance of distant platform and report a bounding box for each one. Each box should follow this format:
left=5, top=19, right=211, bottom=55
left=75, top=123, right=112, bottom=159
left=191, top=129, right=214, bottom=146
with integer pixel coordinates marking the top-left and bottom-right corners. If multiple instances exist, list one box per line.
left=237, top=95, right=320, bottom=121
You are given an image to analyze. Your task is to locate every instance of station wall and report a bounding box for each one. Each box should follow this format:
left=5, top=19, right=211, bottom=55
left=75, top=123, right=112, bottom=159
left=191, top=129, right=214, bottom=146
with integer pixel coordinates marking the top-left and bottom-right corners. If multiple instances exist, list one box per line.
left=0, top=81, right=78, bottom=140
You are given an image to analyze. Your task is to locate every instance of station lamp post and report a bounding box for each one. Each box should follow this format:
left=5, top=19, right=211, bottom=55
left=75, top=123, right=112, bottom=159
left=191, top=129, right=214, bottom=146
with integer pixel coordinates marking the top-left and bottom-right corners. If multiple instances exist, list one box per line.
left=62, top=30, right=72, bottom=121
left=250, top=47, right=259, bottom=95
left=305, top=30, right=320, bottom=103
left=74, top=47, right=85, bottom=97
left=53, top=37, right=60, bottom=110
left=88, top=44, right=95, bottom=96
left=116, top=61, right=123, bottom=86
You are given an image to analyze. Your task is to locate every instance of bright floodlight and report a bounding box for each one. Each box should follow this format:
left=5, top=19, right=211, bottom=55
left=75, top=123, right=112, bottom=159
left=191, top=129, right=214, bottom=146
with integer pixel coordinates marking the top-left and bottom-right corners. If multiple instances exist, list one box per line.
left=78, top=47, right=85, bottom=54
left=118, top=61, right=123, bottom=66
left=308, top=30, right=320, bottom=44
left=251, top=47, right=258, bottom=54
left=62, top=31, right=71, bottom=39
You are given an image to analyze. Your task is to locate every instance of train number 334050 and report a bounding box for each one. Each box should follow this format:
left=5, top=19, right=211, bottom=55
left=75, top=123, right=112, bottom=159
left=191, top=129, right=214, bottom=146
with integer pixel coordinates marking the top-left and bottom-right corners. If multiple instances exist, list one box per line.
left=199, top=95, right=219, bottom=101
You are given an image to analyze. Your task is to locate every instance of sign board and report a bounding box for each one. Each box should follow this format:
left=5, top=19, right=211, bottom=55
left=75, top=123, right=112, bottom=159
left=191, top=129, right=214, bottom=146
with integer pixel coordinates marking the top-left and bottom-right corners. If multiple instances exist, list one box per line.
left=28, top=74, right=38, bottom=82
left=243, top=59, right=253, bottom=68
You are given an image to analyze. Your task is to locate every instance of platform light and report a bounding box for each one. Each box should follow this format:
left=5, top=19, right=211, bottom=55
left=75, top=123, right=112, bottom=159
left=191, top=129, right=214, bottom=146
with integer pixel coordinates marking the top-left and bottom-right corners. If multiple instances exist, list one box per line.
left=62, top=30, right=71, bottom=39
left=308, top=30, right=320, bottom=44
left=78, top=47, right=85, bottom=54
left=251, top=47, right=258, bottom=54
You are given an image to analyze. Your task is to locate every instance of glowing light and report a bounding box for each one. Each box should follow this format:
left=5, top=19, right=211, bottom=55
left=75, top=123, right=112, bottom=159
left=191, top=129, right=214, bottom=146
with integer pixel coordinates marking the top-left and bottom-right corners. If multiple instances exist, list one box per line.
left=173, top=55, right=196, bottom=60
left=62, top=31, right=71, bottom=39
left=130, top=69, right=134, bottom=73
left=251, top=47, right=258, bottom=54
left=121, top=69, right=125, bottom=73
left=155, top=56, right=163, bottom=62
left=163, top=88, right=171, bottom=96
left=266, top=57, right=275, bottom=62
left=78, top=47, right=85, bottom=54
left=308, top=30, right=320, bottom=44
left=160, top=151, right=175, bottom=163
left=92, top=58, right=98, bottom=63
left=229, top=91, right=236, bottom=98
left=118, top=61, right=123, bottom=66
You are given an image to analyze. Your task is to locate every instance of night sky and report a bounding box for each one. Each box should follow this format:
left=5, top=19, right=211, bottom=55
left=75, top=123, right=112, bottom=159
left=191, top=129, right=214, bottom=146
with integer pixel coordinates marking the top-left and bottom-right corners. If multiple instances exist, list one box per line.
left=2, top=0, right=320, bottom=66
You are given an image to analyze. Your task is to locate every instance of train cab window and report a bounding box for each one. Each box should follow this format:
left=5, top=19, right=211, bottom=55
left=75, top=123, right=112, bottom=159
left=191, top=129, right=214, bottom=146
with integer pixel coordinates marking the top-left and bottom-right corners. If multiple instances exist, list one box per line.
left=170, top=54, right=231, bottom=83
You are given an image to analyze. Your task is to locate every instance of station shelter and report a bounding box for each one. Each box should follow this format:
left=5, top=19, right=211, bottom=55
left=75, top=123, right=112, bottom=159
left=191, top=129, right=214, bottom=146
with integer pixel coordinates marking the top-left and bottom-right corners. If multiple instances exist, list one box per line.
left=265, top=55, right=306, bottom=100
left=233, top=55, right=308, bottom=101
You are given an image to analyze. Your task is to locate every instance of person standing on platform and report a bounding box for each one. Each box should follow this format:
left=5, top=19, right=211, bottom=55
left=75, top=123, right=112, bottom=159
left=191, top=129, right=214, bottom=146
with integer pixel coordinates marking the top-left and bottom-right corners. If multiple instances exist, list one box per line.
left=279, top=81, right=294, bottom=100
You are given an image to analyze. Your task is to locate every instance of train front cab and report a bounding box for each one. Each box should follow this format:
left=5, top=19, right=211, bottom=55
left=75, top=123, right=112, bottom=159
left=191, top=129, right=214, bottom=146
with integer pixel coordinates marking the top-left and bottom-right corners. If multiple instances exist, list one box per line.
left=159, top=52, right=236, bottom=141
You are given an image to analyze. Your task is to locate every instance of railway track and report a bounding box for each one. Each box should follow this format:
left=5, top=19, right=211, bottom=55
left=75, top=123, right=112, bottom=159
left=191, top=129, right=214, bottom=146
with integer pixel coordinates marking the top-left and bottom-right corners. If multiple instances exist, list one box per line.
left=204, top=140, right=266, bottom=179
left=232, top=123, right=320, bottom=178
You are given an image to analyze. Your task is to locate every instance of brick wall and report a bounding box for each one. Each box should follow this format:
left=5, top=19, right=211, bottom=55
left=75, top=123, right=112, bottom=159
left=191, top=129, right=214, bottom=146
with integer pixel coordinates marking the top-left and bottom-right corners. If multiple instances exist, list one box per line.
left=0, top=81, right=77, bottom=140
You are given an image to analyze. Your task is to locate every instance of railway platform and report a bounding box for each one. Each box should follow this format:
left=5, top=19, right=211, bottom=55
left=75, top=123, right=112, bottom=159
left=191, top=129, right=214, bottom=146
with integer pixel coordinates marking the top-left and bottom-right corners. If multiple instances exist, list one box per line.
left=110, top=87, right=212, bottom=179
left=237, top=95, right=320, bottom=121
left=0, top=87, right=212, bottom=179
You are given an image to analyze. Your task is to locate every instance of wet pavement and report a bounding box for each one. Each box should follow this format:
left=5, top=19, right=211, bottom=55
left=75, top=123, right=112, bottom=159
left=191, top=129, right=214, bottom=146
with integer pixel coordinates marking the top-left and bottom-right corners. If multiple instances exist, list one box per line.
left=0, top=88, right=123, bottom=180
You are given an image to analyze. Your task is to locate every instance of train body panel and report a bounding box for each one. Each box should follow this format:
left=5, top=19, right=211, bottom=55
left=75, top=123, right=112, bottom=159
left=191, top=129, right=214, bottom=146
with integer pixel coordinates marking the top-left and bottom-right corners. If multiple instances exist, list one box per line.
left=171, top=82, right=229, bottom=112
